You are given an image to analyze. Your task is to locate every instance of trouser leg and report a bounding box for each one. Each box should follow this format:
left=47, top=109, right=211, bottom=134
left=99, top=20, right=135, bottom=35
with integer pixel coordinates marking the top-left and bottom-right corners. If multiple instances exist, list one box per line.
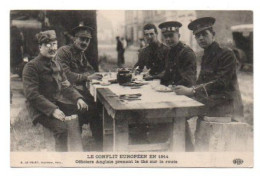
left=122, top=50, right=125, bottom=64
left=38, top=117, right=68, bottom=152
left=118, top=50, right=124, bottom=66
left=77, top=89, right=103, bottom=149
left=117, top=52, right=121, bottom=66
left=89, top=113, right=103, bottom=147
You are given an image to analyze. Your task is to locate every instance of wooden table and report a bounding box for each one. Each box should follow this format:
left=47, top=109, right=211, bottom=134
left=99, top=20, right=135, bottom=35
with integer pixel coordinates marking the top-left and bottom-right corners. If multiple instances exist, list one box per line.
left=90, top=81, right=204, bottom=152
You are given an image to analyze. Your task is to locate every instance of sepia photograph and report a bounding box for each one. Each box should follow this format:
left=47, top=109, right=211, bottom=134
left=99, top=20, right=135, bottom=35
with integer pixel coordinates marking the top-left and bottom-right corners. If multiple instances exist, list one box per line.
left=10, top=9, right=253, bottom=167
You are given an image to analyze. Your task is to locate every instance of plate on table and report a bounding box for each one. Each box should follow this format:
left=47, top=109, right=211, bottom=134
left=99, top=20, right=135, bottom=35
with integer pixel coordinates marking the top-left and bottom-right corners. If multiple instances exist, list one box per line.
left=154, top=85, right=173, bottom=92
left=132, top=80, right=149, bottom=85
left=121, top=82, right=147, bottom=87
left=100, top=81, right=111, bottom=86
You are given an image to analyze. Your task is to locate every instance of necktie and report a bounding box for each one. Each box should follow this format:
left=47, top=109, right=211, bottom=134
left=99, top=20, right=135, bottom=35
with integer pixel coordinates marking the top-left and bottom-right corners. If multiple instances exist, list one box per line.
left=80, top=52, right=85, bottom=67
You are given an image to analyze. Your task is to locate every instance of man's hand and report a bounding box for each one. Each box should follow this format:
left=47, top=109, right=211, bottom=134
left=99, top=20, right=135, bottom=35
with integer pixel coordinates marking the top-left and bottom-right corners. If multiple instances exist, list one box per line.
left=61, top=80, right=71, bottom=87
left=168, top=84, right=176, bottom=90
left=77, top=98, right=88, bottom=111
left=52, top=109, right=66, bottom=121
left=143, top=74, right=153, bottom=81
left=88, top=73, right=103, bottom=81
left=174, top=85, right=193, bottom=96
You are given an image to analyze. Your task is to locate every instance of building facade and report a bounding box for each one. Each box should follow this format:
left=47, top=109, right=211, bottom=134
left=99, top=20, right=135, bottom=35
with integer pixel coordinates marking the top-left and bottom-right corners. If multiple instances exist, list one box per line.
left=125, top=10, right=196, bottom=48
left=125, top=10, right=253, bottom=51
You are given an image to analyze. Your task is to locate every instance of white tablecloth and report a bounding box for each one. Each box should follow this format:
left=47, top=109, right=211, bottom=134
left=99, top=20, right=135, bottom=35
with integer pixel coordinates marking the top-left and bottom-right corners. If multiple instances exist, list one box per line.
left=88, top=81, right=193, bottom=104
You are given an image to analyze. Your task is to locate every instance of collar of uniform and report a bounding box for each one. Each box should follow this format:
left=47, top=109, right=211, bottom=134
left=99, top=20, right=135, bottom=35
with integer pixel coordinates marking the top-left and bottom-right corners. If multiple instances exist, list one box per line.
left=71, top=43, right=86, bottom=55
left=149, top=41, right=160, bottom=49
left=204, top=41, right=219, bottom=55
left=38, top=53, right=53, bottom=64
left=170, top=41, right=182, bottom=49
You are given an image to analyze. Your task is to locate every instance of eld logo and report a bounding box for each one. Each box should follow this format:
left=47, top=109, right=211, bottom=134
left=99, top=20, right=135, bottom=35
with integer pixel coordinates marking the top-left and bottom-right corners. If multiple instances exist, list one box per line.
left=233, top=158, right=244, bottom=165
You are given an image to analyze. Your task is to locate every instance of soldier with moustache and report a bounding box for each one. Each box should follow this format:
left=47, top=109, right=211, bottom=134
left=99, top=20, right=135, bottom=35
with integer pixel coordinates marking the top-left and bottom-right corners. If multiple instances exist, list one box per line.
left=23, top=30, right=88, bottom=152
left=55, top=25, right=103, bottom=150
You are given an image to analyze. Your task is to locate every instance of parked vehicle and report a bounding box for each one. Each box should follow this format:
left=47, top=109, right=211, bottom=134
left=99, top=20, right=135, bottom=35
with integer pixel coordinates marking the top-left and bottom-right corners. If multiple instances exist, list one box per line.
left=231, top=24, right=253, bottom=71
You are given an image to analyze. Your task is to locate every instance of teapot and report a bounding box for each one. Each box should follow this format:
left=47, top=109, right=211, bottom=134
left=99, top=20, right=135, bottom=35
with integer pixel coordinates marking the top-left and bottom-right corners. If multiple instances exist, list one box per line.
left=117, top=68, right=132, bottom=85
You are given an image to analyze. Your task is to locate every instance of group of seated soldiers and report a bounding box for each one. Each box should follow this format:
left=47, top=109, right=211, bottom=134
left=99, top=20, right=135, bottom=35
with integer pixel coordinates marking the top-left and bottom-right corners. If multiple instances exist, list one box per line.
left=22, top=17, right=244, bottom=152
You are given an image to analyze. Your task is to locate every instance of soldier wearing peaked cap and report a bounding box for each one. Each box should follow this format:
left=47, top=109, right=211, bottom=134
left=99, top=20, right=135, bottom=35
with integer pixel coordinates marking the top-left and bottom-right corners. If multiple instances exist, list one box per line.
left=175, top=17, right=244, bottom=117
left=56, top=24, right=103, bottom=150
left=159, top=21, right=197, bottom=87
left=57, top=25, right=98, bottom=82
left=188, top=17, right=216, bottom=35
left=174, top=17, right=244, bottom=148
left=71, top=25, right=94, bottom=38
left=23, top=30, right=88, bottom=151
left=159, top=21, right=197, bottom=151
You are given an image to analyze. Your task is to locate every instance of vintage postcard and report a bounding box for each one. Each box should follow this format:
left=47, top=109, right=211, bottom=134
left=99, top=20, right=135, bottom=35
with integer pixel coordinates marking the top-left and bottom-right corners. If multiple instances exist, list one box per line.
left=10, top=10, right=253, bottom=168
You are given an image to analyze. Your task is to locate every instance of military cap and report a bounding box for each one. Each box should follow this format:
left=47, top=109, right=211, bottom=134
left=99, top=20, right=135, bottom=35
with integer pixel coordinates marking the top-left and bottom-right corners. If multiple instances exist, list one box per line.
left=188, top=17, right=216, bottom=34
left=158, top=21, right=182, bottom=33
left=71, top=24, right=93, bottom=38
left=36, top=30, right=57, bottom=44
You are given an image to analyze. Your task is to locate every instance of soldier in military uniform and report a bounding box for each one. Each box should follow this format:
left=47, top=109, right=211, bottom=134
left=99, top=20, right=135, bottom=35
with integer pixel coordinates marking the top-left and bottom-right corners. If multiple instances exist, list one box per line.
left=159, top=21, right=197, bottom=87
left=158, top=21, right=197, bottom=151
left=23, top=30, right=88, bottom=152
left=55, top=25, right=103, bottom=150
left=174, top=17, right=244, bottom=145
left=134, top=23, right=169, bottom=79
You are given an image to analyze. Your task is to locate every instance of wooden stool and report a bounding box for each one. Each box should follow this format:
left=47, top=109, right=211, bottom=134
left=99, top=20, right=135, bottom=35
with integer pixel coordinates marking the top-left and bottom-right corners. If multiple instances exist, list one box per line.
left=66, top=116, right=83, bottom=152
left=195, top=117, right=253, bottom=152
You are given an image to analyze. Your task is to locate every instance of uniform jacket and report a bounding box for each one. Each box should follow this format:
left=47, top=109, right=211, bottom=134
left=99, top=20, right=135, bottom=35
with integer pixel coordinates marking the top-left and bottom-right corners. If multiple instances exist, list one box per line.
left=55, top=44, right=95, bottom=85
left=22, top=54, right=83, bottom=122
left=194, top=42, right=244, bottom=117
left=134, top=41, right=169, bottom=75
left=161, top=42, right=197, bottom=87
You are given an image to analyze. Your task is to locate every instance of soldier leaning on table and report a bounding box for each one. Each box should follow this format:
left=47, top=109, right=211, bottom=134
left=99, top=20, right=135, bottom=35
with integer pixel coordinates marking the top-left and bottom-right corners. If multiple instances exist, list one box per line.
left=22, top=30, right=88, bottom=152
left=174, top=17, right=244, bottom=146
left=134, top=23, right=169, bottom=79
left=55, top=24, right=103, bottom=150
left=158, top=21, right=197, bottom=151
